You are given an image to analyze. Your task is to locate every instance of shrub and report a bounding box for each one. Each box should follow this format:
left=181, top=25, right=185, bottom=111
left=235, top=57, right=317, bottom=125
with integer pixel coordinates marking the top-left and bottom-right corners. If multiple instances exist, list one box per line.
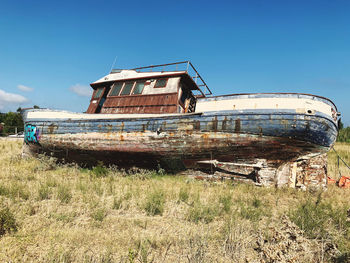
left=9, top=183, right=30, bottom=200
left=113, top=192, right=132, bottom=210
left=91, top=163, right=109, bottom=178
left=178, top=187, right=189, bottom=203
left=91, top=208, right=107, bottom=222
left=0, top=207, right=18, bottom=236
left=144, top=190, right=165, bottom=216
left=187, top=201, right=218, bottom=224
left=0, top=185, right=9, bottom=196
left=128, top=167, right=153, bottom=180
left=45, top=176, right=58, bottom=188
left=237, top=196, right=268, bottom=221
left=219, top=193, right=232, bottom=214
left=38, top=184, right=51, bottom=200
left=113, top=196, right=123, bottom=210
left=57, top=185, right=72, bottom=204
left=112, top=192, right=132, bottom=210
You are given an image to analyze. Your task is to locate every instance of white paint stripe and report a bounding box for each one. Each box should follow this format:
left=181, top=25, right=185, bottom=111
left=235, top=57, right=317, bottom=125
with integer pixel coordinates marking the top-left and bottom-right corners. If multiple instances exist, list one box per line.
left=196, top=97, right=332, bottom=117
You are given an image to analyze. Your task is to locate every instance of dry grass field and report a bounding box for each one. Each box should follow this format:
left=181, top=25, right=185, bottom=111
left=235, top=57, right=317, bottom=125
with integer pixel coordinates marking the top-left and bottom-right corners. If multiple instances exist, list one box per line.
left=0, top=139, right=350, bottom=262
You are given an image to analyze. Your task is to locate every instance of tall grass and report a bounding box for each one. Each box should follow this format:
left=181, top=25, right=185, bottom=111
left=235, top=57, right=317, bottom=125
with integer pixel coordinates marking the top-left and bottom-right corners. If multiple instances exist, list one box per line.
left=0, top=139, right=349, bottom=262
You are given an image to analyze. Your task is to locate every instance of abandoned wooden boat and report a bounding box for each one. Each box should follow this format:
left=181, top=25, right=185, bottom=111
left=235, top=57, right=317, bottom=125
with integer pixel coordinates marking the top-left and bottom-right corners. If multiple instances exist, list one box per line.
left=21, top=61, right=339, bottom=186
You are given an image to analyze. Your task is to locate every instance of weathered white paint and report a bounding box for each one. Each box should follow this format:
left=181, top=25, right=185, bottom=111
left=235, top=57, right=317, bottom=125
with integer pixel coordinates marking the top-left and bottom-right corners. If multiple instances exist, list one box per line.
left=196, top=97, right=333, bottom=117
left=142, top=77, right=180, bottom=95
left=289, top=162, right=297, bottom=188
left=24, top=110, right=199, bottom=120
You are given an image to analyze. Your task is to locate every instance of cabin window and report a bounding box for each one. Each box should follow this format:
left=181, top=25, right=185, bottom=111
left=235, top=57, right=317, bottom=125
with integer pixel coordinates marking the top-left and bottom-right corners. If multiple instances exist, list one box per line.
left=154, top=78, right=168, bottom=88
left=94, top=88, right=104, bottom=99
left=120, top=82, right=134, bottom=95
left=109, top=82, right=123, bottom=96
left=132, top=81, right=144, bottom=95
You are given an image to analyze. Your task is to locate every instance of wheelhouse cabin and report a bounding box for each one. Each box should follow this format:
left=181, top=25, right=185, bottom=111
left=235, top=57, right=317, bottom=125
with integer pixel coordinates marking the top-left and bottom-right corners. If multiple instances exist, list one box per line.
left=86, top=61, right=212, bottom=114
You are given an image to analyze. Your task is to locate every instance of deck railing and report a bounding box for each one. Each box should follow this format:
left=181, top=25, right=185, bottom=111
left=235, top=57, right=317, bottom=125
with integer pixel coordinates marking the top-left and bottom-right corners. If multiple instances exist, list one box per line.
left=115, top=61, right=212, bottom=97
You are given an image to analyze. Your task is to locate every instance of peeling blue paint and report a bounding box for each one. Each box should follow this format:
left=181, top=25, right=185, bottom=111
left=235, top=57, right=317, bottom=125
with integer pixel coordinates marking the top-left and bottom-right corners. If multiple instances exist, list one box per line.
left=24, top=110, right=337, bottom=148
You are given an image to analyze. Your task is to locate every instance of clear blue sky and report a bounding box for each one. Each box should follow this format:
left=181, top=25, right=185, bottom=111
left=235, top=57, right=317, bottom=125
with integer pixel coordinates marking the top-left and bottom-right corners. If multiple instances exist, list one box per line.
left=1, top=0, right=349, bottom=125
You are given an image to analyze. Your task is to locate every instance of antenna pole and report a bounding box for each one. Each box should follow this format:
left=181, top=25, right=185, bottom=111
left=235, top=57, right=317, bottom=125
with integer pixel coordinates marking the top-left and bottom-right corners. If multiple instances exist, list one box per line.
left=109, top=56, right=118, bottom=73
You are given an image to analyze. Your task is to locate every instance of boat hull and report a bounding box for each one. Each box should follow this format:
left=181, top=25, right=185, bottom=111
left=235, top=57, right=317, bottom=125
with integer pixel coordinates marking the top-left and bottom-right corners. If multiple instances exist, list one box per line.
left=22, top=109, right=337, bottom=169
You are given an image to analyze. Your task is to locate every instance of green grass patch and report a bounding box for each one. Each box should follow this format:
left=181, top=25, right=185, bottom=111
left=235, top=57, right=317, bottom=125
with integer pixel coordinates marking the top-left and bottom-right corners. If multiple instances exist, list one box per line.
left=143, top=189, right=165, bottom=216
left=91, top=208, right=107, bottom=222
left=91, top=163, right=109, bottom=178
left=187, top=199, right=219, bottom=224
left=0, top=206, right=18, bottom=236
left=237, top=196, right=269, bottom=221
left=289, top=196, right=350, bottom=239
left=57, top=185, right=72, bottom=204
left=113, top=192, right=132, bottom=210
left=37, top=184, right=51, bottom=200
left=219, top=193, right=232, bottom=214
left=178, top=186, right=189, bottom=203
left=5, top=183, right=30, bottom=200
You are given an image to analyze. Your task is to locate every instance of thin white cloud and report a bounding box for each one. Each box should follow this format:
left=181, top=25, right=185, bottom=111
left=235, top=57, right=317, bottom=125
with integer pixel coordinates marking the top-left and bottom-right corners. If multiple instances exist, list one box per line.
left=17, top=84, right=34, bottom=92
left=0, top=89, right=28, bottom=110
left=69, top=84, right=92, bottom=97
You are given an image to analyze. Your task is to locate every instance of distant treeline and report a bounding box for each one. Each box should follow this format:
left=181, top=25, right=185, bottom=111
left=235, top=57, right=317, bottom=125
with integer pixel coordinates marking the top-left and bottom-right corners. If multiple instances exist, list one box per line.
left=0, top=112, right=24, bottom=135
left=335, top=119, right=350, bottom=143
left=0, top=107, right=41, bottom=135
left=337, top=127, right=350, bottom=143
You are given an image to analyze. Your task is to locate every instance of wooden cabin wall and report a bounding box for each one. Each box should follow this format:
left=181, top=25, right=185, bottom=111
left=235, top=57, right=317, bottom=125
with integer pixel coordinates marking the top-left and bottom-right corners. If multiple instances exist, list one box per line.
left=99, top=77, right=180, bottom=114
left=101, top=93, right=178, bottom=114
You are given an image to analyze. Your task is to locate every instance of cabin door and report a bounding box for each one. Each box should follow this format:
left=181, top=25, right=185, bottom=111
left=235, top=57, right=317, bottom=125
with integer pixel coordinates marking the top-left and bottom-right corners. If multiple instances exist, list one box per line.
left=179, top=88, right=196, bottom=113
left=95, top=88, right=109, bottom=113
left=87, top=87, right=110, bottom=114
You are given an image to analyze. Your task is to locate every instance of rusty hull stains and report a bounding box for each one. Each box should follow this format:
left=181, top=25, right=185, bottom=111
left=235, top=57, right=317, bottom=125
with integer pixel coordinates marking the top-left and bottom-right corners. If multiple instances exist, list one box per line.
left=28, top=112, right=336, bottom=161
left=24, top=110, right=337, bottom=189
left=235, top=118, right=241, bottom=133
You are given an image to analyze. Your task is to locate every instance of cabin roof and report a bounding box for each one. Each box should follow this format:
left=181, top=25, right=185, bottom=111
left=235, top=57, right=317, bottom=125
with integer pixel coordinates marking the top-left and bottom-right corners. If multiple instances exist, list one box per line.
left=92, top=70, right=186, bottom=85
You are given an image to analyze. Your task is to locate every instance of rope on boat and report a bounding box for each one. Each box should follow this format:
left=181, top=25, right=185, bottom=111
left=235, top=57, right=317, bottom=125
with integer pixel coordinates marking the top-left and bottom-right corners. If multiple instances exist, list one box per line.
left=331, top=146, right=350, bottom=178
